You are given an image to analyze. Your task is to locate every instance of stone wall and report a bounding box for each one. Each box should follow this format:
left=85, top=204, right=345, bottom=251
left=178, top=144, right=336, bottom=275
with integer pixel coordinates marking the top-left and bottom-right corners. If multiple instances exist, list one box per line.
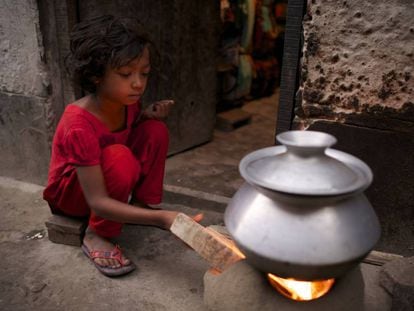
left=298, top=0, right=413, bottom=129
left=297, top=0, right=414, bottom=255
left=0, top=0, right=50, bottom=184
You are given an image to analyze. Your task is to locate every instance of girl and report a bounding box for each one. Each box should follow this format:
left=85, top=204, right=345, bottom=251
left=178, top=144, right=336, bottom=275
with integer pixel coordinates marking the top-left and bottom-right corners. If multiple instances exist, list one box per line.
left=43, top=15, right=203, bottom=277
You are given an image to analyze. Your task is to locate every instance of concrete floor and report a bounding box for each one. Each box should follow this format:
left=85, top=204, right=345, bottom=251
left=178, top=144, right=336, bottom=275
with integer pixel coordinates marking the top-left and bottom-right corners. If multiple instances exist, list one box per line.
left=0, top=183, right=222, bottom=311
left=0, top=91, right=279, bottom=310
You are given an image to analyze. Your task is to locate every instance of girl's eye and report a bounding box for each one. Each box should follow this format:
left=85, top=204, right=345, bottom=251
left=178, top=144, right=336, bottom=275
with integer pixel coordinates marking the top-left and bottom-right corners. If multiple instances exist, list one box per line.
left=119, top=72, right=131, bottom=78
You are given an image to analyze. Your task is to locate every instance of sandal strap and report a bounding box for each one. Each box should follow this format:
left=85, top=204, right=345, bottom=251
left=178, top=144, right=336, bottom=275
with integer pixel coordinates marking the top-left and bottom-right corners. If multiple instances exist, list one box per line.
left=88, top=245, right=124, bottom=265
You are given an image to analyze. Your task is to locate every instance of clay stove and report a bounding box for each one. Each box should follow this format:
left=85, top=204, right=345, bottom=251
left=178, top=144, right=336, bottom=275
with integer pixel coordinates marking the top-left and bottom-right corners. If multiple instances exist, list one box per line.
left=198, top=226, right=409, bottom=311
left=203, top=255, right=400, bottom=311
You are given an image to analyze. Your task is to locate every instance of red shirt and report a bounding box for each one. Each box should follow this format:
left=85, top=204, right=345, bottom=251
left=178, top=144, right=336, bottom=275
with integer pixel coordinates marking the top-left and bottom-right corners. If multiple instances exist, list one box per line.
left=43, top=102, right=140, bottom=204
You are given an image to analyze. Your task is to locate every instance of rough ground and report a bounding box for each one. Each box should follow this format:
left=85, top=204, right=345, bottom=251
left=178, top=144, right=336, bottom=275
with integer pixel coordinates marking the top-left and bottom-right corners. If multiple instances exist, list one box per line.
left=0, top=182, right=224, bottom=311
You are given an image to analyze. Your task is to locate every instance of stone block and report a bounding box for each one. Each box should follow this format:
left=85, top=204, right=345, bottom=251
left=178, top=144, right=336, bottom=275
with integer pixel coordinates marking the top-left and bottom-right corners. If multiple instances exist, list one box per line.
left=45, top=214, right=87, bottom=246
left=363, top=250, right=403, bottom=266
left=216, top=108, right=252, bottom=131
left=380, top=256, right=414, bottom=311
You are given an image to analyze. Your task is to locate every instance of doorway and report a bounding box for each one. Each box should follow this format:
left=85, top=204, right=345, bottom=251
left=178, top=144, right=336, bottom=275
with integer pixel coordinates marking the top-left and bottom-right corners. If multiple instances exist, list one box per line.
left=164, top=0, right=288, bottom=203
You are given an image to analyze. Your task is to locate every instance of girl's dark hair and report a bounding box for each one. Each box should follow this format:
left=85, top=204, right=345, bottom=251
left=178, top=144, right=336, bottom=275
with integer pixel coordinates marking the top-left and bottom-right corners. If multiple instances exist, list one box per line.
left=66, top=15, right=159, bottom=93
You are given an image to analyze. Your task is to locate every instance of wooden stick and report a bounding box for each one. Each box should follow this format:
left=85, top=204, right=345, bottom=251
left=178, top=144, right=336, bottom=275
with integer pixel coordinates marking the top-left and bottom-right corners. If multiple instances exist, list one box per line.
left=363, top=250, right=403, bottom=266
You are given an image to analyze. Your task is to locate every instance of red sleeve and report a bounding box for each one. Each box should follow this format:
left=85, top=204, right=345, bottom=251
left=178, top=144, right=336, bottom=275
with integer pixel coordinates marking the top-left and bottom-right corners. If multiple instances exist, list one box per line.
left=63, top=127, right=101, bottom=166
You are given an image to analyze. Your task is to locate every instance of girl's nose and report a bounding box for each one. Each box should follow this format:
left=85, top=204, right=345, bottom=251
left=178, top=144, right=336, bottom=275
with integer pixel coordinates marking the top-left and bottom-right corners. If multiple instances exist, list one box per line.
left=131, top=76, right=143, bottom=89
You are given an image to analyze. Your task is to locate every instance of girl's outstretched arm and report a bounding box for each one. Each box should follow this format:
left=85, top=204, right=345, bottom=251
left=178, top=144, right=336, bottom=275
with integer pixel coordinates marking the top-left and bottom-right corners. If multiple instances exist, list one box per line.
left=76, top=165, right=202, bottom=229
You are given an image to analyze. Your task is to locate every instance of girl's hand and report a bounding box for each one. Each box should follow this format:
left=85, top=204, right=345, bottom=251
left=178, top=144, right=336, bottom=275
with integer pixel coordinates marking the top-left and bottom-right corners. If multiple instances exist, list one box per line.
left=143, top=100, right=174, bottom=120
left=160, top=211, right=204, bottom=231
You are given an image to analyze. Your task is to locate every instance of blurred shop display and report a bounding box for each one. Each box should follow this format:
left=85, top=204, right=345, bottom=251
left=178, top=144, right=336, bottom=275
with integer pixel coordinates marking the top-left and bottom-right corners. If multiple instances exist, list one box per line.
left=218, top=0, right=287, bottom=112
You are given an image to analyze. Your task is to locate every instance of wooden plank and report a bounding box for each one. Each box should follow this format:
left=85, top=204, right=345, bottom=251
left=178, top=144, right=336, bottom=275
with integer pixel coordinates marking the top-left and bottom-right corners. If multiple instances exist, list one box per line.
left=363, top=250, right=404, bottom=266
left=275, top=0, right=306, bottom=138
left=37, top=0, right=79, bottom=145
left=170, top=213, right=245, bottom=272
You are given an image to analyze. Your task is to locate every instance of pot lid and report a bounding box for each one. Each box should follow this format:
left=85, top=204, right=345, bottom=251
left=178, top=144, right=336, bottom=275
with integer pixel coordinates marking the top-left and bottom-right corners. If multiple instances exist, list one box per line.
left=240, top=131, right=373, bottom=196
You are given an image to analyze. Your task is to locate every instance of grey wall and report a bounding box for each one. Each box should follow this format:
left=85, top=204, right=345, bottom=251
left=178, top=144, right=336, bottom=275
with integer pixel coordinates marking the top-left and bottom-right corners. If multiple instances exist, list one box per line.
left=0, top=0, right=50, bottom=184
left=297, top=0, right=413, bottom=127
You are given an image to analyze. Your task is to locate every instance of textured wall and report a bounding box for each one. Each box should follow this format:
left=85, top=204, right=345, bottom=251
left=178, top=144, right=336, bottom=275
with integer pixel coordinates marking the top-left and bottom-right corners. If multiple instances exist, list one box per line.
left=296, top=0, right=414, bottom=255
left=297, top=0, right=413, bottom=130
left=0, top=0, right=50, bottom=184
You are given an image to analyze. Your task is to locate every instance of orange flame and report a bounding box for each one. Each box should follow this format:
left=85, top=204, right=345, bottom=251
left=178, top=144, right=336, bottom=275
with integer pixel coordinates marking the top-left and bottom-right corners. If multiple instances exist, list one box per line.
left=267, top=273, right=335, bottom=301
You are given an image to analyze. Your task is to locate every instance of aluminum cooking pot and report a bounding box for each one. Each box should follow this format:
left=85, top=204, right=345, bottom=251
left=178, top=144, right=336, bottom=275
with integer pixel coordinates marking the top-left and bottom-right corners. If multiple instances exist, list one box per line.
left=224, top=131, right=381, bottom=280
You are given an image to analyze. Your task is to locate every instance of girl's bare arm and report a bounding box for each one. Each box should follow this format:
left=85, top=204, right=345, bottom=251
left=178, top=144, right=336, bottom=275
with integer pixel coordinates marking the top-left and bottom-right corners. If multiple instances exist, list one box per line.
left=76, top=165, right=179, bottom=229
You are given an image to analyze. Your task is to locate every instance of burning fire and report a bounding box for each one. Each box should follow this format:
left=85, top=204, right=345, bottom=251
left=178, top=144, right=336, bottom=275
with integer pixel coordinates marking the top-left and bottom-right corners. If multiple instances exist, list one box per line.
left=267, top=273, right=335, bottom=301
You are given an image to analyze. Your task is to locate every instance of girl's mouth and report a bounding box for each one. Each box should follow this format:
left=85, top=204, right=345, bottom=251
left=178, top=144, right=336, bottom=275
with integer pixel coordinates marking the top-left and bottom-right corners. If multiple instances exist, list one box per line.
left=129, top=94, right=141, bottom=99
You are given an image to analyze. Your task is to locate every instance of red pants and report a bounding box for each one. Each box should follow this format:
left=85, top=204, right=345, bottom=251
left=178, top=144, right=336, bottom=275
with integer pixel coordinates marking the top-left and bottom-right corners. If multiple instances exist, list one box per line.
left=50, top=120, right=169, bottom=238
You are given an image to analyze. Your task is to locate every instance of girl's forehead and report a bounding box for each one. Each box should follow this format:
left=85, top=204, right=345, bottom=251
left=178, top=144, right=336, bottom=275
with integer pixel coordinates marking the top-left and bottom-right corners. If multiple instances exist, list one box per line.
left=124, top=47, right=151, bottom=68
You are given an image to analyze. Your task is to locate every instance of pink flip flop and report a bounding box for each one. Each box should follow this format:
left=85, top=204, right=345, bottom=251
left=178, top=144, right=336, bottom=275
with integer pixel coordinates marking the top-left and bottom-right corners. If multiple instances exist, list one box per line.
left=81, top=244, right=136, bottom=277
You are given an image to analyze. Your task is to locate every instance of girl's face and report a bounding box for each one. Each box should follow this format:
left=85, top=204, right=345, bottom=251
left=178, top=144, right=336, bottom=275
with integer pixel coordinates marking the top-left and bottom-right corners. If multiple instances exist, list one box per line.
left=96, top=46, right=151, bottom=106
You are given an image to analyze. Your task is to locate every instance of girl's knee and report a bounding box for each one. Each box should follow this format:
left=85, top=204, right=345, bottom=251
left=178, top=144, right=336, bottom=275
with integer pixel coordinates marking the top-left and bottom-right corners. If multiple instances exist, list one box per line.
left=101, top=144, right=140, bottom=186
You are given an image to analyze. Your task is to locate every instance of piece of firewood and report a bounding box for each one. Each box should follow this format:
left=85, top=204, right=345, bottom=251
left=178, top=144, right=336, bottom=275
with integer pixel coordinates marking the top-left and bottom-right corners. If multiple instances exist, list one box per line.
left=363, top=250, right=403, bottom=266
left=170, top=213, right=245, bottom=272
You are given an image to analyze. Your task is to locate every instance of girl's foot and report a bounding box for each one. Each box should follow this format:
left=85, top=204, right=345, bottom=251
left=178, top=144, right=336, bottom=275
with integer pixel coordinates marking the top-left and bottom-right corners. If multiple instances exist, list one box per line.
left=82, top=227, right=131, bottom=268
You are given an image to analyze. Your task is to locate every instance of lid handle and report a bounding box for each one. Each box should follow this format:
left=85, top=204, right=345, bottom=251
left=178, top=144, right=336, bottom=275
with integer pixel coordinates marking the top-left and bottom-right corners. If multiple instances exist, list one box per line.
left=277, top=131, right=337, bottom=157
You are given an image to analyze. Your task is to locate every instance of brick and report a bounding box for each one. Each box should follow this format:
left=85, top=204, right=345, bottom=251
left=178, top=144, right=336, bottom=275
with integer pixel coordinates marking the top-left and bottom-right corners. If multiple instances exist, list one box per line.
left=363, top=250, right=403, bottom=266
left=215, top=108, right=252, bottom=132
left=170, top=213, right=245, bottom=272
left=380, top=256, right=414, bottom=310
left=45, top=214, right=87, bottom=246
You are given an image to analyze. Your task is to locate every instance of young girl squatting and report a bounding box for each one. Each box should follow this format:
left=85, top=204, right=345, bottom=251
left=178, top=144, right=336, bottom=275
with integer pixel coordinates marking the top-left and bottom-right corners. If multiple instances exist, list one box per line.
left=43, top=15, right=203, bottom=277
